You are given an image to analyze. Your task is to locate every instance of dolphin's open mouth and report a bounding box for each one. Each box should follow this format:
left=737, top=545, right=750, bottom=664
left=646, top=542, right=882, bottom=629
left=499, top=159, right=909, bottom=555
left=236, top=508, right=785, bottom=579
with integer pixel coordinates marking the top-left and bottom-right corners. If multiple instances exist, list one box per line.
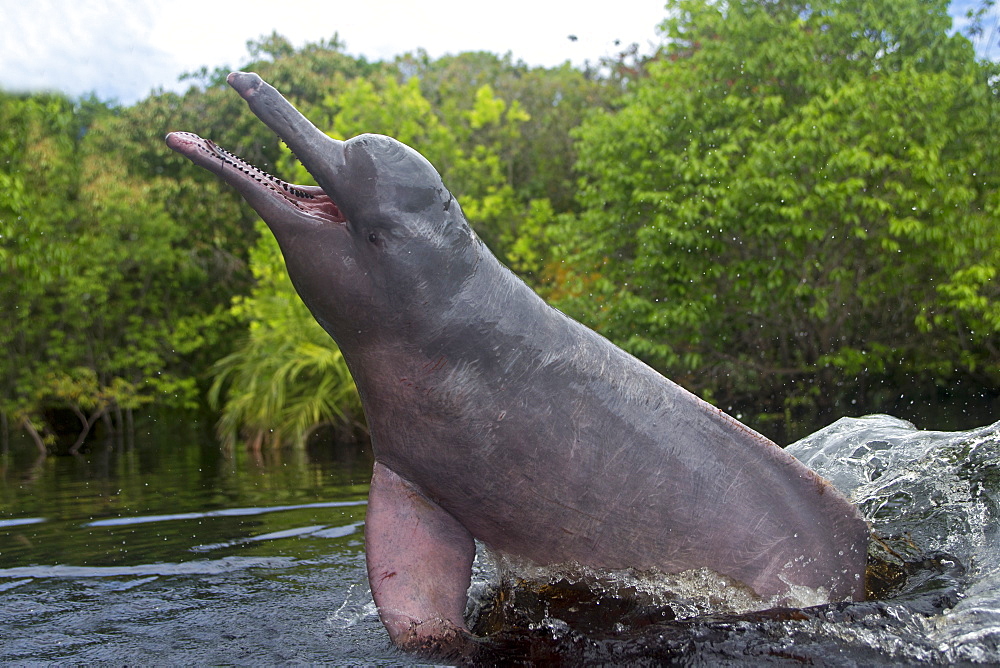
left=165, top=131, right=346, bottom=224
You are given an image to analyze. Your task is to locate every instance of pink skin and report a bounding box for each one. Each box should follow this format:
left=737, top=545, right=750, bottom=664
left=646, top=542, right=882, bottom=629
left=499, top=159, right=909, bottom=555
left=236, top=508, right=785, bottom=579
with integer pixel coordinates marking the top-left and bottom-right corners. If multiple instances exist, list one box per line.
left=365, top=463, right=475, bottom=649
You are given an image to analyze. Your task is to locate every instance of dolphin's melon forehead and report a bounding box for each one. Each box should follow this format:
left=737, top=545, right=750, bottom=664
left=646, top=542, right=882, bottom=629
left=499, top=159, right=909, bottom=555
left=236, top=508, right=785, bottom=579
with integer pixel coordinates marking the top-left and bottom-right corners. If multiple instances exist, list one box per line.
left=340, top=133, right=452, bottom=218
left=346, top=134, right=442, bottom=180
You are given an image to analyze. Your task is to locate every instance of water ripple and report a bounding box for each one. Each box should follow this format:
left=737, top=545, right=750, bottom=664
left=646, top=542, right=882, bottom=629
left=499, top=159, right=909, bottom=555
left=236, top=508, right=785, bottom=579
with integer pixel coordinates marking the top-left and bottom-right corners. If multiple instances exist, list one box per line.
left=190, top=521, right=364, bottom=552
left=84, top=500, right=367, bottom=527
left=0, top=517, right=46, bottom=528
left=0, top=555, right=298, bottom=579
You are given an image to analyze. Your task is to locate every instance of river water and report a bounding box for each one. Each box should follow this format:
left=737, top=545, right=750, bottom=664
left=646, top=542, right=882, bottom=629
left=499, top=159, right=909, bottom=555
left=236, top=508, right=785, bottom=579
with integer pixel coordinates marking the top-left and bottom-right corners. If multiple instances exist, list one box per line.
left=1, top=414, right=998, bottom=665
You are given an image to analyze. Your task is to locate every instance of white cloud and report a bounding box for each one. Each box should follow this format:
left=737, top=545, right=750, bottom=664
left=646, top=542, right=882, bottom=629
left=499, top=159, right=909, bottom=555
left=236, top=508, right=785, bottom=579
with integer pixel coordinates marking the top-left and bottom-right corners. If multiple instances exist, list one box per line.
left=1, top=0, right=178, bottom=101
left=0, top=0, right=667, bottom=104
left=5, top=0, right=992, bottom=106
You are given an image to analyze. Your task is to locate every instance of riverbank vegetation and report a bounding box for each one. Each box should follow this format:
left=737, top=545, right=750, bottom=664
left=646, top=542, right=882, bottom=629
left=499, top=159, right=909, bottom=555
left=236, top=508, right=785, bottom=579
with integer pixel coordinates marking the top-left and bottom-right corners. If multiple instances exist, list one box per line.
left=2, top=0, right=998, bottom=452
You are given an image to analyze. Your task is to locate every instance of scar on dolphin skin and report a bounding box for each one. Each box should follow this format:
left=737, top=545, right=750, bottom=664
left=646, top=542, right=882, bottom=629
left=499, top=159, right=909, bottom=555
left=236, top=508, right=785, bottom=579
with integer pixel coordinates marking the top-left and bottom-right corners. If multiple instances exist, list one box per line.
left=166, top=72, right=870, bottom=657
left=423, top=356, right=447, bottom=373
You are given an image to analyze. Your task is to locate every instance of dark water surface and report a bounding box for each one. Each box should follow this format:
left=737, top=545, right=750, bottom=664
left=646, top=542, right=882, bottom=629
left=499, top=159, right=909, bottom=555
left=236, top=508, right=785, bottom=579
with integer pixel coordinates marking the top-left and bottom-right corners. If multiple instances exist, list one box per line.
left=0, top=420, right=410, bottom=665
left=2, top=414, right=1000, bottom=665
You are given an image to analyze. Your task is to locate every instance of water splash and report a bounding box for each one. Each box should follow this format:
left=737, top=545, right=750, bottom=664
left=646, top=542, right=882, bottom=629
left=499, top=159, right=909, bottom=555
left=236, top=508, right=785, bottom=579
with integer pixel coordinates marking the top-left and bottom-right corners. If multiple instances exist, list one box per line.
left=462, top=415, right=1000, bottom=664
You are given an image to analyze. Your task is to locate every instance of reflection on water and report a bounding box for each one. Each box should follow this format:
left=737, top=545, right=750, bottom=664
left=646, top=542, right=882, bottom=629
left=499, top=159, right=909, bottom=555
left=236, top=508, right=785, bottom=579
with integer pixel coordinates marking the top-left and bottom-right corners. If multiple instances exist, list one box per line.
left=2, top=414, right=999, bottom=665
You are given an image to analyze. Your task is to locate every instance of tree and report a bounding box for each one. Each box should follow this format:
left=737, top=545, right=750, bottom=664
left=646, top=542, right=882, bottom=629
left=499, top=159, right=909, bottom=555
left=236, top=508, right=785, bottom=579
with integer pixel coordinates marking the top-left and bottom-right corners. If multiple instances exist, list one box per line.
left=559, top=0, right=999, bottom=439
left=404, top=50, right=613, bottom=216
left=0, top=93, right=201, bottom=450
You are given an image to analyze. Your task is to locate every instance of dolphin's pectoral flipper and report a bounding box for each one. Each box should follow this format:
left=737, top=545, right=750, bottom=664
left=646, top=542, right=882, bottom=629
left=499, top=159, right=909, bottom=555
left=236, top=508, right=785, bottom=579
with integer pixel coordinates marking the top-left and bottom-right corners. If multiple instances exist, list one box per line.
left=365, top=462, right=477, bottom=652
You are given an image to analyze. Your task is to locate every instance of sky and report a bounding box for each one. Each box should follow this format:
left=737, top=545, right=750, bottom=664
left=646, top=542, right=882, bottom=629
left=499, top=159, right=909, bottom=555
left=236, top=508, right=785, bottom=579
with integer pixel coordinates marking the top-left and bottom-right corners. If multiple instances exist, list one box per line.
left=0, top=0, right=668, bottom=105
left=1, top=0, right=997, bottom=106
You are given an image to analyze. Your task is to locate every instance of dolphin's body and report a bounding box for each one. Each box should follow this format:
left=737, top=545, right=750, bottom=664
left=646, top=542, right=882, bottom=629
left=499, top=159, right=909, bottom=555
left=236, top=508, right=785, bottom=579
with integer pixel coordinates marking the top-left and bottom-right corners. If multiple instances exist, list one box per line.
left=166, top=72, right=869, bottom=654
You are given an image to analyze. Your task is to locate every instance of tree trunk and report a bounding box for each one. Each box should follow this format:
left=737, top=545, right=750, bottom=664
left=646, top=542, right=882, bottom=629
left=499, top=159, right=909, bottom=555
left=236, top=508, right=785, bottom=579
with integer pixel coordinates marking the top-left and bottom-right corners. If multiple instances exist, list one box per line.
left=68, top=407, right=107, bottom=455
left=20, top=416, right=47, bottom=454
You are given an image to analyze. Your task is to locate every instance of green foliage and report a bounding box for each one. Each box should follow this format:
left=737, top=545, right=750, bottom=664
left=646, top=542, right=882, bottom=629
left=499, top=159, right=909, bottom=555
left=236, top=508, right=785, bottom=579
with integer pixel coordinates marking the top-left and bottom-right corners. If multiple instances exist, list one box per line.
left=559, top=0, right=1000, bottom=438
left=0, top=36, right=393, bottom=451
left=208, top=220, right=362, bottom=450
left=0, top=92, right=201, bottom=449
left=404, top=51, right=613, bottom=213
left=3, top=12, right=997, bottom=451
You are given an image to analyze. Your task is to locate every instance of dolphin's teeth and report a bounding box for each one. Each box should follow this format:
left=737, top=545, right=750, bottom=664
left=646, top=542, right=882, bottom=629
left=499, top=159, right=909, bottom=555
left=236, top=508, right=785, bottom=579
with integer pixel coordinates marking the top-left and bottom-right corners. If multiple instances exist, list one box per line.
left=193, top=134, right=321, bottom=203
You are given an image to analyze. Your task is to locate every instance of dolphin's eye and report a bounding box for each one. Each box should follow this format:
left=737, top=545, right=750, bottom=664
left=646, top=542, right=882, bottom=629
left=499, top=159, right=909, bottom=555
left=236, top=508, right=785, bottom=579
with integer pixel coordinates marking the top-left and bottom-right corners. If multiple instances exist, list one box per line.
left=368, top=232, right=378, bottom=244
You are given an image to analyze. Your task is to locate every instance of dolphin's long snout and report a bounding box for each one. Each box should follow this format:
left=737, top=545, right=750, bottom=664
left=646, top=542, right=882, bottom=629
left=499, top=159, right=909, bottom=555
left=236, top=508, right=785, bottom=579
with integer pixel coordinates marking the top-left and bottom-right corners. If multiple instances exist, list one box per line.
left=226, top=71, right=346, bottom=191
